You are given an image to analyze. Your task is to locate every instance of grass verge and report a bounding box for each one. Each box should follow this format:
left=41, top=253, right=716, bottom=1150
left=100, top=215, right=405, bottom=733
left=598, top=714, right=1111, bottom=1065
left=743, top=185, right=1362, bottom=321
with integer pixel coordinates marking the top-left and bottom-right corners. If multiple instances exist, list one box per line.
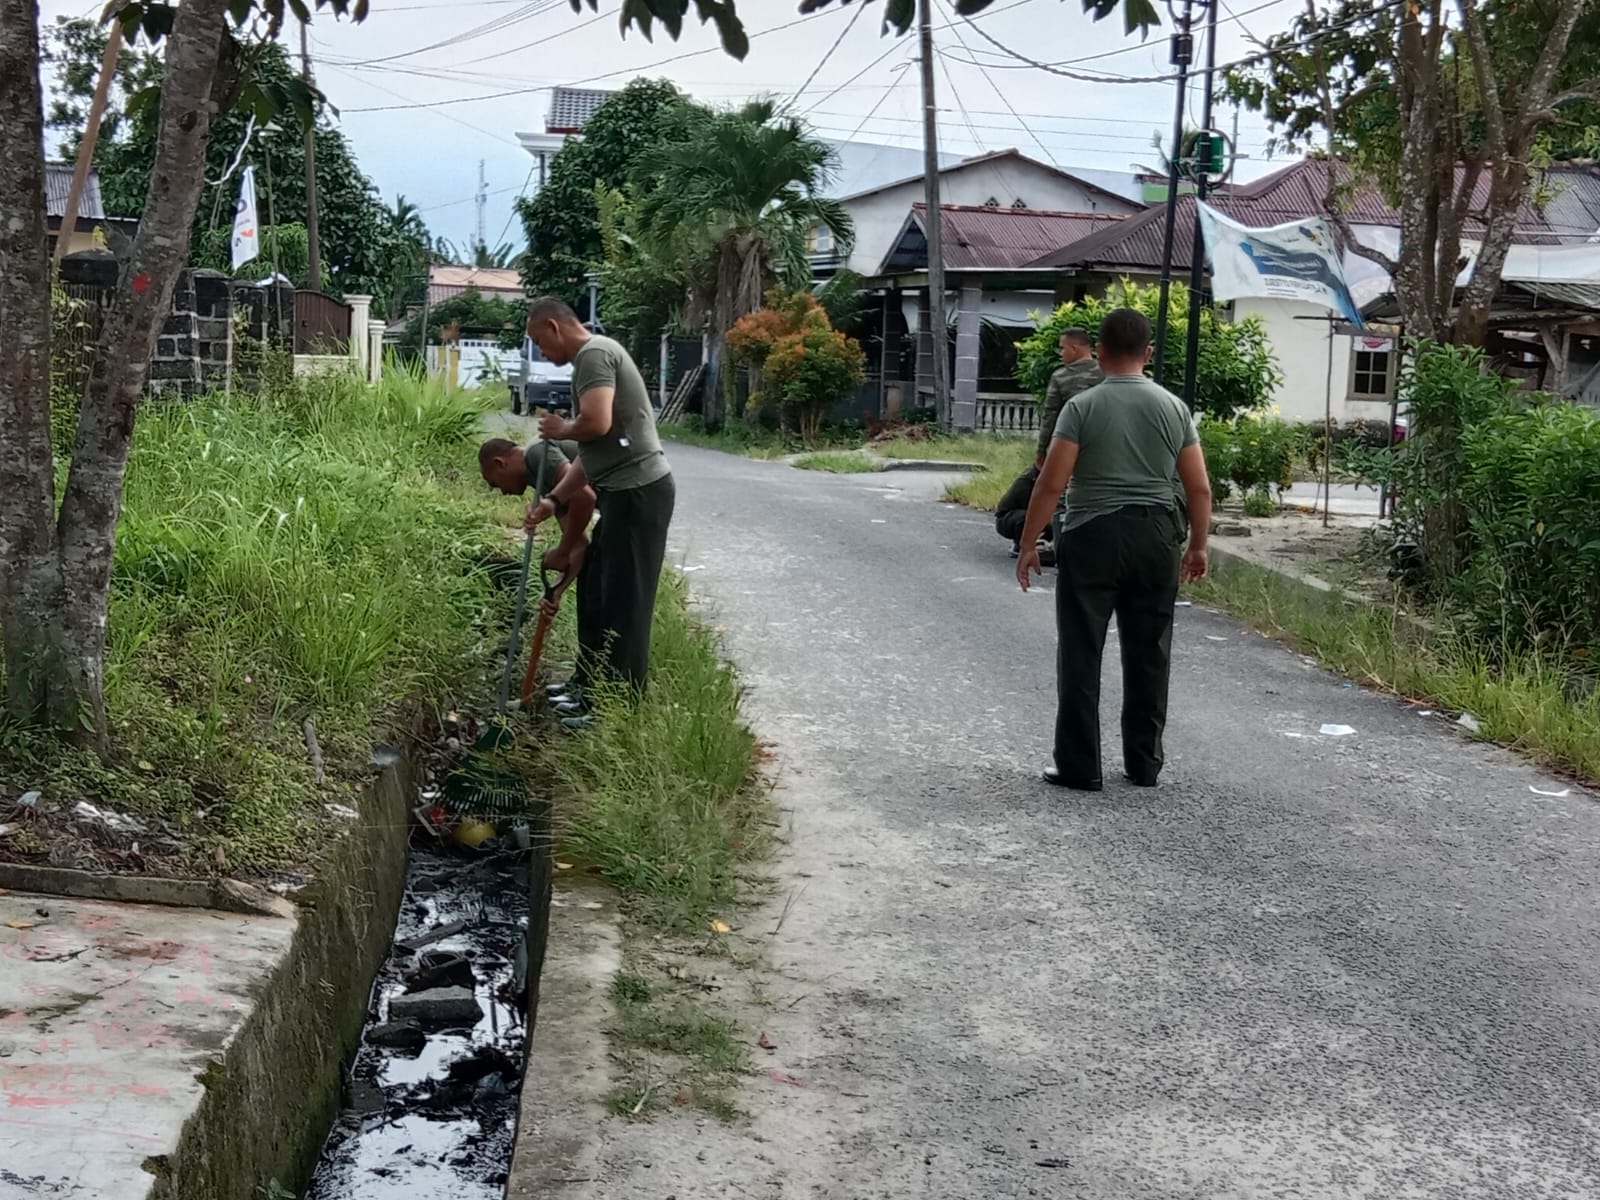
left=531, top=570, right=772, bottom=1124
left=605, top=969, right=748, bottom=1121
left=1, top=367, right=513, bottom=871
left=792, top=451, right=877, bottom=473
left=539, top=571, right=771, bottom=931
left=1191, top=559, right=1600, bottom=782
left=935, top=437, right=1036, bottom=510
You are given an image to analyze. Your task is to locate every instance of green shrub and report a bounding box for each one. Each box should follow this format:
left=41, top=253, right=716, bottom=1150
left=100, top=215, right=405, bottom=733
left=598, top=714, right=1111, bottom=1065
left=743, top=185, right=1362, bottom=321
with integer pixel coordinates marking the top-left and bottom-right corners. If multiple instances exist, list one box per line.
left=1373, top=341, right=1600, bottom=657
left=1014, top=279, right=1281, bottom=420
left=1195, top=412, right=1302, bottom=508
left=1455, top=402, right=1600, bottom=651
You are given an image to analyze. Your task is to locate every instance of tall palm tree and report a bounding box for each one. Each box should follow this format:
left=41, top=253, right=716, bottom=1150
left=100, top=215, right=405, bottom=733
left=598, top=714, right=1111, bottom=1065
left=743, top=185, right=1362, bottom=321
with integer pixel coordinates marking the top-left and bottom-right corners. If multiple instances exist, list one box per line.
left=634, top=99, right=853, bottom=429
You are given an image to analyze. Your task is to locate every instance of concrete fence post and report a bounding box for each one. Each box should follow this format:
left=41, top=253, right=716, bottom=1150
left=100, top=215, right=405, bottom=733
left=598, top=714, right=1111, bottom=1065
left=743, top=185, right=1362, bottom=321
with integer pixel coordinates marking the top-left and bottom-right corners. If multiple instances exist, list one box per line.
left=346, top=294, right=372, bottom=376
left=367, top=320, right=385, bottom=384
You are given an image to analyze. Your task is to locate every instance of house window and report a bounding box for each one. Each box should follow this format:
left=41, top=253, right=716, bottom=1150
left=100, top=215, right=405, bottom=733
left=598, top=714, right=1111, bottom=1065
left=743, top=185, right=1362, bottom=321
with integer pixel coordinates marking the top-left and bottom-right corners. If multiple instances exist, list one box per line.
left=807, top=224, right=834, bottom=254
left=1349, top=339, right=1396, bottom=399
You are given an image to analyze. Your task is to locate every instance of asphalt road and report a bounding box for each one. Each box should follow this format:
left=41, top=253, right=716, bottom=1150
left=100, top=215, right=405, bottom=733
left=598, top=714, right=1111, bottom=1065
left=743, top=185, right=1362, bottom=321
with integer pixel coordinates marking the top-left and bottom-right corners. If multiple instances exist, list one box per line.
left=593, top=443, right=1600, bottom=1199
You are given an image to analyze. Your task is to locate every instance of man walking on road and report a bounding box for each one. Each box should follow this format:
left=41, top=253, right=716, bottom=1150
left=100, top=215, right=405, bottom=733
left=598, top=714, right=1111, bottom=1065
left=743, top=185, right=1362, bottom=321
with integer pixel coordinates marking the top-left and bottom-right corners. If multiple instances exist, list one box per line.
left=521, top=298, right=675, bottom=727
left=1016, top=308, right=1212, bottom=791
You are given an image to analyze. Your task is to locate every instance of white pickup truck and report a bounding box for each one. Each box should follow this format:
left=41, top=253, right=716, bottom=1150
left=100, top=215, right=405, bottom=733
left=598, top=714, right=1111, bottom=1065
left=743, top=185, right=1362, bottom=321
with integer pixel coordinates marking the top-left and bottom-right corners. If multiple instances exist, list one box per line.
left=508, top=335, right=574, bottom=414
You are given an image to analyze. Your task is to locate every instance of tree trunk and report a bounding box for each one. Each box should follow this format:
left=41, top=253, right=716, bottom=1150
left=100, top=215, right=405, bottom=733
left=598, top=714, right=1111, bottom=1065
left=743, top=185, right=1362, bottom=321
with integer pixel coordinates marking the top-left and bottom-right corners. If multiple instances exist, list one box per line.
left=55, top=0, right=231, bottom=749
left=0, top=0, right=77, bottom=730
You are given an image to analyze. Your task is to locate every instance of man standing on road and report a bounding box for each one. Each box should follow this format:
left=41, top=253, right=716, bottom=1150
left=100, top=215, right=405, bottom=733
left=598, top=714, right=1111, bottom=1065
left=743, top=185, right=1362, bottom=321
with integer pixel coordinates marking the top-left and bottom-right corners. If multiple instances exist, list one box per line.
left=1037, top=327, right=1100, bottom=462
left=521, top=297, right=675, bottom=728
left=1016, top=308, right=1212, bottom=791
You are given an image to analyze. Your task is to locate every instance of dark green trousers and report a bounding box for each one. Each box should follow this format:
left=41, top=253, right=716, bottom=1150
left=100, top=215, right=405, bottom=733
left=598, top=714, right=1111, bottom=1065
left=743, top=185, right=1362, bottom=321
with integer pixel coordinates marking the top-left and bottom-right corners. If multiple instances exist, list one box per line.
left=574, top=473, right=675, bottom=694
left=1053, top=504, right=1183, bottom=784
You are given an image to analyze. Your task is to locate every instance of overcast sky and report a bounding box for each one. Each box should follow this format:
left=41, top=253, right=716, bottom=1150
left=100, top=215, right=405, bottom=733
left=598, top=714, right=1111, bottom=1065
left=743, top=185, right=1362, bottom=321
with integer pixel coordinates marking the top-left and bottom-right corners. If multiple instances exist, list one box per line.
left=41, top=0, right=1304, bottom=253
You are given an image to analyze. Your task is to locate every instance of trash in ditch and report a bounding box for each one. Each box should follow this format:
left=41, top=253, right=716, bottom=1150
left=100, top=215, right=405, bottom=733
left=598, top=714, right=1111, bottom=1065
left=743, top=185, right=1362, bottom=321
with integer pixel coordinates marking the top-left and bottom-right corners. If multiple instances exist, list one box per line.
left=758, top=1032, right=777, bottom=1052
left=325, top=804, right=359, bottom=821
left=308, top=846, right=529, bottom=1200
left=1457, top=713, right=1483, bottom=733
left=0, top=824, right=14, bottom=838
left=1319, top=724, right=1357, bottom=737
left=18, top=790, right=40, bottom=809
left=73, top=800, right=146, bottom=836
left=5, top=919, right=38, bottom=930
left=709, top=918, right=732, bottom=935
left=1175, top=600, right=1193, bottom=607
left=1530, top=785, right=1572, bottom=798
left=1205, top=635, right=1228, bottom=642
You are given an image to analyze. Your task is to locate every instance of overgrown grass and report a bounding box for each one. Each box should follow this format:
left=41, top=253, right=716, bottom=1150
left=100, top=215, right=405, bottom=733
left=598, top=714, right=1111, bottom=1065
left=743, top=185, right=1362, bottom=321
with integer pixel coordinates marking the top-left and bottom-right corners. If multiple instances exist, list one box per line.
left=1192, top=560, right=1600, bottom=782
left=2, top=367, right=512, bottom=868
left=792, top=451, right=877, bottom=473
left=540, top=572, right=770, bottom=929
left=605, top=968, right=748, bottom=1121
left=936, top=437, right=1037, bottom=510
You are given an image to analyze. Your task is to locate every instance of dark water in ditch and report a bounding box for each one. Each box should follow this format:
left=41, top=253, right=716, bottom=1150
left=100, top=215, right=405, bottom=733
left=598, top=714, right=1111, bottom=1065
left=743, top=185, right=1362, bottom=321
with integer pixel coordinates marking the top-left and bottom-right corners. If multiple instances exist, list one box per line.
left=305, top=841, right=530, bottom=1200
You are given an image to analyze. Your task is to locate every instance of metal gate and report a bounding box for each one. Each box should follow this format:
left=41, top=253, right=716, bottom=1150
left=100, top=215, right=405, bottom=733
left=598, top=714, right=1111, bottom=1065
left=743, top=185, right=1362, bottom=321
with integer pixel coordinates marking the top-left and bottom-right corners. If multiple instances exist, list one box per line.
left=293, top=290, right=352, bottom=354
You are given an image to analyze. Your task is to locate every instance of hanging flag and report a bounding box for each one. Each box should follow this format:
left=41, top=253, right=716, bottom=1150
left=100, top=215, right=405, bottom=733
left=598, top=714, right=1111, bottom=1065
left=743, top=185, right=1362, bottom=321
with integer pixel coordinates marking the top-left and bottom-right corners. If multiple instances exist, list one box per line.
left=1195, top=201, right=1364, bottom=328
left=231, top=165, right=260, bottom=270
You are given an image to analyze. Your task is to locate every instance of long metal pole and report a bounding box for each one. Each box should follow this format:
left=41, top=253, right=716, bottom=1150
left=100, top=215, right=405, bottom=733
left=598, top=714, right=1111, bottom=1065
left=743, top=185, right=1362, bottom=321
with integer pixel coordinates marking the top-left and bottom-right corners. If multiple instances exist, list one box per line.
left=53, top=6, right=125, bottom=270
left=1181, top=0, right=1220, bottom=411
left=1152, top=0, right=1194, bottom=387
left=300, top=21, right=322, bottom=291
left=918, top=0, right=950, bottom=421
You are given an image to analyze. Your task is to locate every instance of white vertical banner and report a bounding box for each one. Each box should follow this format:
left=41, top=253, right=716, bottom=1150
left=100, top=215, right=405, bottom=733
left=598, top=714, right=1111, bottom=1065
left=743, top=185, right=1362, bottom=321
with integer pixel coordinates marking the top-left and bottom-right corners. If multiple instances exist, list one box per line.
left=1195, top=201, right=1364, bottom=327
left=231, top=165, right=260, bottom=270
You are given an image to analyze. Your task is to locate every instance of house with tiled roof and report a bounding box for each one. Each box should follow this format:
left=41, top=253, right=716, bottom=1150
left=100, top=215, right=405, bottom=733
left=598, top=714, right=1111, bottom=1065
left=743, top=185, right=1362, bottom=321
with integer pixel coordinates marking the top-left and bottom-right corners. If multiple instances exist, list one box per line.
left=821, top=149, right=1144, bottom=428
left=1032, top=158, right=1600, bottom=422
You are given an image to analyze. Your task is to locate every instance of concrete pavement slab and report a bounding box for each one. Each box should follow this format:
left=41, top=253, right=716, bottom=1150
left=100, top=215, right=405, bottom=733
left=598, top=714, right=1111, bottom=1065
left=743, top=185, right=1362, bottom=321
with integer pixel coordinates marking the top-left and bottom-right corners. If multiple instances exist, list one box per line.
left=0, top=891, right=294, bottom=1198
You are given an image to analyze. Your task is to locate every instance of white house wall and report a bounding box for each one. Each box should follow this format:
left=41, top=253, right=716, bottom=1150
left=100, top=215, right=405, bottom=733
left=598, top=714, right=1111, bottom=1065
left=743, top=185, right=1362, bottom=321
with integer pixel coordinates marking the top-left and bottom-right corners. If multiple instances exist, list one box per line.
left=844, top=158, right=1143, bottom=276
left=1235, top=297, right=1398, bottom=425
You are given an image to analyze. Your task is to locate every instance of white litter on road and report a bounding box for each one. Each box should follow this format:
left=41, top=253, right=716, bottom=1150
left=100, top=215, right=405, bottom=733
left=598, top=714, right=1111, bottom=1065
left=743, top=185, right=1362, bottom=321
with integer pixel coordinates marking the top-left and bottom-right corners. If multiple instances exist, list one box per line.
left=1530, top=785, right=1572, bottom=798
left=1205, top=635, right=1229, bottom=642
left=1320, top=724, right=1357, bottom=737
left=1457, top=713, right=1483, bottom=733
left=681, top=564, right=706, bottom=573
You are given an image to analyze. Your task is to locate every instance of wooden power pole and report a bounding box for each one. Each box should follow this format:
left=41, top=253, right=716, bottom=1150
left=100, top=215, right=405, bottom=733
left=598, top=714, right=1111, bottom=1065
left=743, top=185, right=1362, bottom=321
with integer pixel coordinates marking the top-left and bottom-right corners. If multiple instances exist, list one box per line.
left=918, top=0, right=949, bottom=420
left=300, top=20, right=322, bottom=291
left=53, top=7, right=125, bottom=270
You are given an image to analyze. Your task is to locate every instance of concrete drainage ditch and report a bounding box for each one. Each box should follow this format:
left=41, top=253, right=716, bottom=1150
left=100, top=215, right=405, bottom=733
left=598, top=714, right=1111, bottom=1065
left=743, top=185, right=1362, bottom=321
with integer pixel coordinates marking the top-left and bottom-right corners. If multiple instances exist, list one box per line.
left=305, top=745, right=551, bottom=1200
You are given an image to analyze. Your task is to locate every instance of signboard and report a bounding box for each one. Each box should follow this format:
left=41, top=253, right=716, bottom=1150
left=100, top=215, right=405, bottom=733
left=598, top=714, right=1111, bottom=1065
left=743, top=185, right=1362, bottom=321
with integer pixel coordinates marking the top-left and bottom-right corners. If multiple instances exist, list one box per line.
left=1196, top=201, right=1364, bottom=327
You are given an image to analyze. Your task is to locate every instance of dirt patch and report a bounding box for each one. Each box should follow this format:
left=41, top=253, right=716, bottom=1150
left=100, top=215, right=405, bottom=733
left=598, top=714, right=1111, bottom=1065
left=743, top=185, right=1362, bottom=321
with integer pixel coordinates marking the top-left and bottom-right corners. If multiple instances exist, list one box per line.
left=1216, top=510, right=1393, bottom=595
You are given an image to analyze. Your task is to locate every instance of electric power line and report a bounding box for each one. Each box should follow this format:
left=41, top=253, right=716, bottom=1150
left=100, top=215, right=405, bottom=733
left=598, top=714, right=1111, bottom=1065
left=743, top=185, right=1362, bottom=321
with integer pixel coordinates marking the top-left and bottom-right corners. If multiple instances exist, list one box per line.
left=791, top=0, right=869, bottom=107
left=950, top=0, right=1405, bottom=86
left=341, top=0, right=566, bottom=68
left=341, top=0, right=1035, bottom=114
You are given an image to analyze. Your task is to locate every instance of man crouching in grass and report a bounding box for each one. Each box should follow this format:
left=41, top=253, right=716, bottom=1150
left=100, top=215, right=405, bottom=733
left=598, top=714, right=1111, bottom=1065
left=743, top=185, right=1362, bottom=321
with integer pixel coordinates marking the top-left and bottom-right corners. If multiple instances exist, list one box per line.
left=479, top=437, right=597, bottom=719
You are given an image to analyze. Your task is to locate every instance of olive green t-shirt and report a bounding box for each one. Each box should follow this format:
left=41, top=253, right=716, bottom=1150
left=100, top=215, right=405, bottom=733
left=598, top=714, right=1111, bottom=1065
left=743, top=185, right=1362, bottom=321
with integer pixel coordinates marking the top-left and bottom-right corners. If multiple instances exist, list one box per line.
left=1052, top=373, right=1197, bottom=531
left=570, top=335, right=670, bottom=492
left=523, top=438, right=580, bottom=498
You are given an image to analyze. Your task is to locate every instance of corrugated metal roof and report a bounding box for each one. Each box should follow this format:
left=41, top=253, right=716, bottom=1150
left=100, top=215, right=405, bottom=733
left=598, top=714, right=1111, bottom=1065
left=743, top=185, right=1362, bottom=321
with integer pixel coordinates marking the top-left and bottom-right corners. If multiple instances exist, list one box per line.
left=546, top=87, right=612, bottom=134
left=426, top=264, right=524, bottom=306
left=43, top=162, right=105, bottom=220
left=839, top=148, right=1144, bottom=209
left=898, top=203, right=1127, bottom=271
left=1509, top=280, right=1600, bottom=310
left=1031, top=160, right=1600, bottom=272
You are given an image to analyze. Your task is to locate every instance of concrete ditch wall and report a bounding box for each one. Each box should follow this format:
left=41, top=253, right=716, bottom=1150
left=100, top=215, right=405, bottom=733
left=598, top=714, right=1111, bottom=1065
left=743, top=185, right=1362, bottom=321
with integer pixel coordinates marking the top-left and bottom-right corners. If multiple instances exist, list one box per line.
left=146, top=752, right=416, bottom=1200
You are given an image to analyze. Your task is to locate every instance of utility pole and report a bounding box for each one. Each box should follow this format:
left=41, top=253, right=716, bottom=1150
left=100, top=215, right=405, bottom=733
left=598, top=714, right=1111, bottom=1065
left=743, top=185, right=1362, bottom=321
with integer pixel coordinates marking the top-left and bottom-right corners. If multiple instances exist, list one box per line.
left=1151, top=0, right=1194, bottom=387
left=475, top=160, right=488, bottom=258
left=1181, top=0, right=1221, bottom=412
left=918, top=0, right=950, bottom=422
left=53, top=4, right=126, bottom=270
left=300, top=20, right=322, bottom=291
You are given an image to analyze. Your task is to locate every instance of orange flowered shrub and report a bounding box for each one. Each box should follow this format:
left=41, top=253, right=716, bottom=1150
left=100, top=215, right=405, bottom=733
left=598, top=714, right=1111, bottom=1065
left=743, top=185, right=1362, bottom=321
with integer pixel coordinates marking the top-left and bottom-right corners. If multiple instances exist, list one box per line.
left=727, top=288, right=864, bottom=444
